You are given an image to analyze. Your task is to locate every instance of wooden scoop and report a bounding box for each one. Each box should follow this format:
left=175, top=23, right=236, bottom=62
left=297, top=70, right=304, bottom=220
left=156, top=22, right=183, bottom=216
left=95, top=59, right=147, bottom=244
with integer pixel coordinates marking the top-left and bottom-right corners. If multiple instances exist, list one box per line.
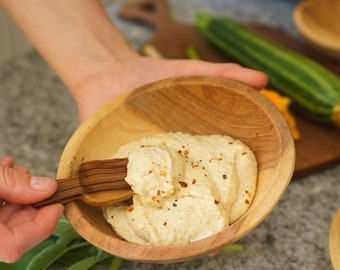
left=32, top=158, right=132, bottom=208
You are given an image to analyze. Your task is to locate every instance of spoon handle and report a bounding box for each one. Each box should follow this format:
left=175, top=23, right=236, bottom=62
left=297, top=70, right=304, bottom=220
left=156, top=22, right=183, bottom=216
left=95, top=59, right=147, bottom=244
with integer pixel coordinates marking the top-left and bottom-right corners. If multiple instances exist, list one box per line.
left=32, top=158, right=130, bottom=208
left=32, top=176, right=83, bottom=208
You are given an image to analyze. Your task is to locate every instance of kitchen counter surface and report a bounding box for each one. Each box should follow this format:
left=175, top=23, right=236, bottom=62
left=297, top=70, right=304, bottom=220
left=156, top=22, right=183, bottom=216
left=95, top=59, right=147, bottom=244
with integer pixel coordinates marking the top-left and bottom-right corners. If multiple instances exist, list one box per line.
left=0, top=0, right=339, bottom=269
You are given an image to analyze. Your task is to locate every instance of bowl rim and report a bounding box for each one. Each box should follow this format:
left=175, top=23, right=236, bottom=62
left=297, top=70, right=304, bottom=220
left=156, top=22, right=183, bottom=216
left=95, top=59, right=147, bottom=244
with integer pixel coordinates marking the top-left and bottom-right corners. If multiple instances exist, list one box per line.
left=293, top=0, right=340, bottom=58
left=59, top=76, right=295, bottom=263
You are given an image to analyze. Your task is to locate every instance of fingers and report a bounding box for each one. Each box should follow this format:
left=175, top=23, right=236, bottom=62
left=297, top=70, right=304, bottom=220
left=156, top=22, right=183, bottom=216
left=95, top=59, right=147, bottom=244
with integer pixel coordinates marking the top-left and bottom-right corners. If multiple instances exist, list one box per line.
left=135, top=57, right=268, bottom=90
left=219, top=64, right=268, bottom=90
left=0, top=157, right=64, bottom=263
left=180, top=60, right=268, bottom=90
left=0, top=156, right=14, bottom=167
left=0, top=158, right=57, bottom=204
left=0, top=204, right=64, bottom=263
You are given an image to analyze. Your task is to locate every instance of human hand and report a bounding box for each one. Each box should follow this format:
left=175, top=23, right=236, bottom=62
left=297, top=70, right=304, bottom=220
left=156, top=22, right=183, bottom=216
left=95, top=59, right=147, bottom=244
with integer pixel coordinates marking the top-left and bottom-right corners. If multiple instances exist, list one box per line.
left=73, top=53, right=268, bottom=122
left=0, top=0, right=267, bottom=123
left=0, top=156, right=64, bottom=263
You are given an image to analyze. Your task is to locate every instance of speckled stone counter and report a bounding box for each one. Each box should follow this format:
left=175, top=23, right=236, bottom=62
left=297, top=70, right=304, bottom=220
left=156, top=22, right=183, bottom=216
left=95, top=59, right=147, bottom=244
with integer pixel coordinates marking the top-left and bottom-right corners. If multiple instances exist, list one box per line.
left=0, top=0, right=339, bottom=269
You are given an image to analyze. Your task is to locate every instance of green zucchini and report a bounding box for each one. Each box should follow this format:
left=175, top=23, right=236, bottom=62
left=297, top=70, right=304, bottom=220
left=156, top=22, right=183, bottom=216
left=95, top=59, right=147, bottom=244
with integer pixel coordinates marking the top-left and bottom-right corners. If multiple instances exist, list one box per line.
left=195, top=13, right=340, bottom=127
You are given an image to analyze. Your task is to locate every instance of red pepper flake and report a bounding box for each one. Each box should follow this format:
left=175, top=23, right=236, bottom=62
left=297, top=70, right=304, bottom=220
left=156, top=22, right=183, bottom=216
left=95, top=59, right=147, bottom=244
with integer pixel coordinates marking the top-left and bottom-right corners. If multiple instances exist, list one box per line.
left=163, top=221, right=167, bottom=226
left=222, top=174, right=227, bottom=180
left=214, top=199, right=220, bottom=205
left=148, top=170, right=153, bottom=174
left=179, top=181, right=188, bottom=188
left=157, top=189, right=161, bottom=196
left=178, top=150, right=182, bottom=154
left=217, top=157, right=223, bottom=161
left=183, top=150, right=189, bottom=156
left=192, top=179, right=197, bottom=184
left=127, top=206, right=134, bottom=212
left=245, top=199, right=250, bottom=204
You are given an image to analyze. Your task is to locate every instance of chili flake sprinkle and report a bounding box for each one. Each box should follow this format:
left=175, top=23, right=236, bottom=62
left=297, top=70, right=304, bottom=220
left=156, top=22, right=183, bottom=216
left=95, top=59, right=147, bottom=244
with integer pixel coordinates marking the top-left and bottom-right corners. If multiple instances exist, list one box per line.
left=152, top=196, right=160, bottom=203
left=214, top=199, right=220, bottom=205
left=127, top=206, right=134, bottom=212
left=179, top=181, right=188, bottom=188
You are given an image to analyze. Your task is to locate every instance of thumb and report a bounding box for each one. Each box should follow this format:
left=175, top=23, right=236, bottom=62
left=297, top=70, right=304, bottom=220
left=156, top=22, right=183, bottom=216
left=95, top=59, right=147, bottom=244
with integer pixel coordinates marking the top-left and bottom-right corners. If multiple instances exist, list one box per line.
left=0, top=165, right=57, bottom=204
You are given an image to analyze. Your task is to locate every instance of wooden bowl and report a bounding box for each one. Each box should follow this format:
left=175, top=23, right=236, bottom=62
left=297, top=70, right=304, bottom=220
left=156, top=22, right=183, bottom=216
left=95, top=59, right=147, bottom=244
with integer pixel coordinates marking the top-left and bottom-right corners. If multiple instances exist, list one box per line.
left=293, top=0, right=340, bottom=60
left=58, top=76, right=295, bottom=263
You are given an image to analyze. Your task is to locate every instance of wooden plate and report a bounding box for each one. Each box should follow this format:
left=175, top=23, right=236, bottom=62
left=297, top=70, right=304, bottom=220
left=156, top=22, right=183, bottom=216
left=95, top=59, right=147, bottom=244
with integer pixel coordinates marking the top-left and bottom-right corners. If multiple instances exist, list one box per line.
left=58, top=76, right=295, bottom=263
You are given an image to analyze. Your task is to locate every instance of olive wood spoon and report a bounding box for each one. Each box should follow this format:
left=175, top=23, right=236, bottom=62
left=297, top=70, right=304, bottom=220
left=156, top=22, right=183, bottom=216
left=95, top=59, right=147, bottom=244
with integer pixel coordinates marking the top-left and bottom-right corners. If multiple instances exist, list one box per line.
left=32, top=158, right=132, bottom=208
left=329, top=208, right=340, bottom=270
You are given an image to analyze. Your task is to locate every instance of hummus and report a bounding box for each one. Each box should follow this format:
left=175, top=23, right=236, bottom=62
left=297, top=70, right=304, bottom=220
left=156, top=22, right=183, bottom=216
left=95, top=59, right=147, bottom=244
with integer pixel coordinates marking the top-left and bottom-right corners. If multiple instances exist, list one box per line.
left=103, top=132, right=257, bottom=245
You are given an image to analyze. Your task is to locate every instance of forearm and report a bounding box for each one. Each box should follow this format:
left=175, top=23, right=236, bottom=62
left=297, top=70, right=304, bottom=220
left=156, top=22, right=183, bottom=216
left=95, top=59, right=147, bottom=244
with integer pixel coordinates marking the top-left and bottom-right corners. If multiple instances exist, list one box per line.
left=0, top=0, right=135, bottom=95
left=1, top=0, right=268, bottom=122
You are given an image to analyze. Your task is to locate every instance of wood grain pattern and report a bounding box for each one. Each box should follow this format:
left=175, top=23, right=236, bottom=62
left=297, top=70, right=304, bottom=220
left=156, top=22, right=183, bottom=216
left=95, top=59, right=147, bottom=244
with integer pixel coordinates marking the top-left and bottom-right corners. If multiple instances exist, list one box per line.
left=119, top=0, right=340, bottom=179
left=293, top=0, right=340, bottom=60
left=58, top=76, right=295, bottom=263
left=329, top=209, right=340, bottom=270
left=33, top=158, right=132, bottom=208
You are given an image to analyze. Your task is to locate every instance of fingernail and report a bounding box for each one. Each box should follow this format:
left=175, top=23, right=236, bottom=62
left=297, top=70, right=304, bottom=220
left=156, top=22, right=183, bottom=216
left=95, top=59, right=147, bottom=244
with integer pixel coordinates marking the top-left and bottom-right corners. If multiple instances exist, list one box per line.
left=30, top=176, right=56, bottom=191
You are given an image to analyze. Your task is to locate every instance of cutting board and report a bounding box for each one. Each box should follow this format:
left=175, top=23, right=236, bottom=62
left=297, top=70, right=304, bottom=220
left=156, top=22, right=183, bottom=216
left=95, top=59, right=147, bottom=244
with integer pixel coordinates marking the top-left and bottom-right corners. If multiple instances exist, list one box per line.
left=119, top=0, right=340, bottom=179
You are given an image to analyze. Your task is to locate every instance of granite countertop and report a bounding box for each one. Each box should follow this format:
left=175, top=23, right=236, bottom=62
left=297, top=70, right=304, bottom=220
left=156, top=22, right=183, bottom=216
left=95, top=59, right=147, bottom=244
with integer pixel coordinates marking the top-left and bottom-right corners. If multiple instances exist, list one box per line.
left=0, top=0, right=339, bottom=269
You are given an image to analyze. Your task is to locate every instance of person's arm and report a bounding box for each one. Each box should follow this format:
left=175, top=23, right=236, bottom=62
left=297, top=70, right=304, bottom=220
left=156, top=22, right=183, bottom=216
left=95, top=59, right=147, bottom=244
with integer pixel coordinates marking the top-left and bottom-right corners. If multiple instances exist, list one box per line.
left=0, top=0, right=131, bottom=91
left=0, top=156, right=63, bottom=263
left=1, top=0, right=267, bottom=122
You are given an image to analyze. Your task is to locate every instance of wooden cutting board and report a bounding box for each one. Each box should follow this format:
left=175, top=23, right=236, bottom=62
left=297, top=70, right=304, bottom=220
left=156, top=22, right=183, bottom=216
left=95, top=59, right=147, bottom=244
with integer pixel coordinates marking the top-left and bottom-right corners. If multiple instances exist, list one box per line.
left=119, top=0, right=340, bottom=179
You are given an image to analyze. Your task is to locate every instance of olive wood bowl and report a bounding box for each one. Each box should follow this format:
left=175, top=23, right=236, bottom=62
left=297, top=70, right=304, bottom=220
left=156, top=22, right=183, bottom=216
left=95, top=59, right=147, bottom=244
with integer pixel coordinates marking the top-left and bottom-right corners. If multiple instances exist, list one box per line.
left=293, top=0, right=340, bottom=60
left=57, top=76, right=295, bottom=263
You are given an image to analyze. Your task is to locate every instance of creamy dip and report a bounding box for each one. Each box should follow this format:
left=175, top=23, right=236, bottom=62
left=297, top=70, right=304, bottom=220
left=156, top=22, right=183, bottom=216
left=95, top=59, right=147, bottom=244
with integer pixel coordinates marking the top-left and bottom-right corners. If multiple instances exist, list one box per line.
left=103, top=132, right=257, bottom=245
